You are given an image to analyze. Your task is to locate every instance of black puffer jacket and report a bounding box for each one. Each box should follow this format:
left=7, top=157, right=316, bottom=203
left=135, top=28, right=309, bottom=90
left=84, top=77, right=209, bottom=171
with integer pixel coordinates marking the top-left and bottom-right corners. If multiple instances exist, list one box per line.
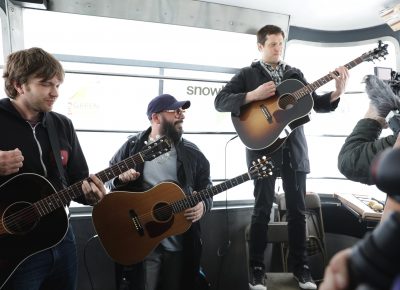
left=215, top=61, right=339, bottom=172
left=338, top=118, right=396, bottom=185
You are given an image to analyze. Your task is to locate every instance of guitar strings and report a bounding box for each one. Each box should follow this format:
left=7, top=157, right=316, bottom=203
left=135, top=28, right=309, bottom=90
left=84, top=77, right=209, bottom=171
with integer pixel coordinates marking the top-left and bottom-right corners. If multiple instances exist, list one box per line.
left=1, top=151, right=151, bottom=232
left=127, top=172, right=255, bottom=223
left=3, top=156, right=264, bottom=234
left=2, top=139, right=170, bottom=233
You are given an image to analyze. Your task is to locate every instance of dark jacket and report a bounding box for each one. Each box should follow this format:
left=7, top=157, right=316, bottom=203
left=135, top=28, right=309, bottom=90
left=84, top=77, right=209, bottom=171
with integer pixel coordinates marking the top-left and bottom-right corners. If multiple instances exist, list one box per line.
left=338, top=118, right=396, bottom=185
left=214, top=61, right=339, bottom=172
left=107, top=127, right=212, bottom=289
left=0, top=98, right=89, bottom=204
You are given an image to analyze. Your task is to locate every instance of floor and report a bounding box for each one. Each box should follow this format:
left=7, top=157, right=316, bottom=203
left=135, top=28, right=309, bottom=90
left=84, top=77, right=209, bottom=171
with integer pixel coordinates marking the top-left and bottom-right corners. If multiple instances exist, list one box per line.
left=266, top=273, right=299, bottom=290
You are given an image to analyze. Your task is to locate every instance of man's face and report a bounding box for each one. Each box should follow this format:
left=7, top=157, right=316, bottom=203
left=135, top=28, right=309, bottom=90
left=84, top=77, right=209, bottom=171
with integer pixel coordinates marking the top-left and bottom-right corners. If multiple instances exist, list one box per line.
left=158, top=108, right=185, bottom=143
left=19, top=75, right=61, bottom=113
left=258, top=33, right=284, bottom=65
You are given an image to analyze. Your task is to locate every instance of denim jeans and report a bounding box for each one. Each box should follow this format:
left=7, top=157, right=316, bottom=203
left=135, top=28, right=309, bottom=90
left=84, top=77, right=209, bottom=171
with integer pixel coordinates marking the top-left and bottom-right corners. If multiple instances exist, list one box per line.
left=4, top=225, right=78, bottom=290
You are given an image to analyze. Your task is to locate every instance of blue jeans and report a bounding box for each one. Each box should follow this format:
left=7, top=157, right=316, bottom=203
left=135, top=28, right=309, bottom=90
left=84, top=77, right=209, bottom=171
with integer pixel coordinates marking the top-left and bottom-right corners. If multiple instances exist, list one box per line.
left=4, top=226, right=78, bottom=290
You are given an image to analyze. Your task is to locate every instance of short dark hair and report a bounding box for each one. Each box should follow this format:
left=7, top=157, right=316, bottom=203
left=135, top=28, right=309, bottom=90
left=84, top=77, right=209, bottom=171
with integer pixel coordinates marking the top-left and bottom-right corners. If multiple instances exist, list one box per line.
left=3, top=47, right=64, bottom=99
left=256, top=25, right=285, bottom=45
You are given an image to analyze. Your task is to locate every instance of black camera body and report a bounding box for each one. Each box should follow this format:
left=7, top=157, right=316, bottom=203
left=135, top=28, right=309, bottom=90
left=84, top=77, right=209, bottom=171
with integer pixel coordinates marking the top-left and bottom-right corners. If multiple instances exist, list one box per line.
left=387, top=110, right=400, bottom=137
left=374, top=68, right=400, bottom=136
left=349, top=211, right=400, bottom=290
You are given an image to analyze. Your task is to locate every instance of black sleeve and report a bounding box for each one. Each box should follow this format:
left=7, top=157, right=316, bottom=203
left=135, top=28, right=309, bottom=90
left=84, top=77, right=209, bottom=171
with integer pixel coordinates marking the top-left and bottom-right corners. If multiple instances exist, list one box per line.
left=338, top=118, right=396, bottom=185
left=214, top=70, right=248, bottom=116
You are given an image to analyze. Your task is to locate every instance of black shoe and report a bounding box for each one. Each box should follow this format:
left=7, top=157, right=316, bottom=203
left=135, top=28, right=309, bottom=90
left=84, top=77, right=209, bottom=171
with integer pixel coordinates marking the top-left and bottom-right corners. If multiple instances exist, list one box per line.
left=249, top=266, right=267, bottom=290
left=293, top=265, right=317, bottom=290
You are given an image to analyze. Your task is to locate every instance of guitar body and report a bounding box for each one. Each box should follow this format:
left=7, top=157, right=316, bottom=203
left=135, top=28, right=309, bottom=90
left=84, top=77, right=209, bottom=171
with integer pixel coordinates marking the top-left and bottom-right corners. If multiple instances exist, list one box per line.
left=92, top=182, right=190, bottom=265
left=0, top=173, right=68, bottom=288
left=232, top=79, right=313, bottom=150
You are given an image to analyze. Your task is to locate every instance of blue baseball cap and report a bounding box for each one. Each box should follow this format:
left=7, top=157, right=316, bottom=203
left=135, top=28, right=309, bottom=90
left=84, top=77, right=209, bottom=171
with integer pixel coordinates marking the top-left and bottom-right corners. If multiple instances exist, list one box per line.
left=146, top=94, right=190, bottom=120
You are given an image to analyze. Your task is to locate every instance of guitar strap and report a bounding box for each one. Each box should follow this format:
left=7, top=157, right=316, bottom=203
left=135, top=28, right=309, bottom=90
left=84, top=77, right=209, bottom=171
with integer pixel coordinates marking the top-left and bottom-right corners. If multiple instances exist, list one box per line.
left=45, top=113, right=68, bottom=189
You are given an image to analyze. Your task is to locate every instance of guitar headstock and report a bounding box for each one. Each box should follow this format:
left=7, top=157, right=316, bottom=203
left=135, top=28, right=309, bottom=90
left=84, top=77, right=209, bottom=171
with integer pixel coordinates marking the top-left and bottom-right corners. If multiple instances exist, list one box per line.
left=249, top=156, right=274, bottom=180
left=142, top=136, right=172, bottom=161
left=361, top=40, right=388, bottom=63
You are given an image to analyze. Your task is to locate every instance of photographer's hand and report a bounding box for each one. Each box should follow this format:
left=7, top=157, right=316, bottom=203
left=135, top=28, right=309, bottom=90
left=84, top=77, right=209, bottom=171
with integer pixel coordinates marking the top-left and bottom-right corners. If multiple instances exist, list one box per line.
left=364, top=102, right=388, bottom=128
left=320, top=249, right=351, bottom=290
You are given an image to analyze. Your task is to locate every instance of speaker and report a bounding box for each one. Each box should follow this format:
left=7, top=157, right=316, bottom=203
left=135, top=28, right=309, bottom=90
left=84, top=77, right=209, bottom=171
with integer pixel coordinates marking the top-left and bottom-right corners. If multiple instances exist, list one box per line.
left=9, top=0, right=47, bottom=10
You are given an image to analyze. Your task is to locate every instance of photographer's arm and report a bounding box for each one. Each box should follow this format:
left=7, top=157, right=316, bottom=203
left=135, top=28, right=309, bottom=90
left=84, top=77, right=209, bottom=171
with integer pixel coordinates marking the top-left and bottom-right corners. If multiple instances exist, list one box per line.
left=338, top=103, right=396, bottom=185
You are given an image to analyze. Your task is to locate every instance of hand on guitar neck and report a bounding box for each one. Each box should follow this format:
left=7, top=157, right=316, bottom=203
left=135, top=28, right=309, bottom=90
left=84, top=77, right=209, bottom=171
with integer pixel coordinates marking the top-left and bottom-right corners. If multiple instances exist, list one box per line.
left=183, top=198, right=204, bottom=223
left=329, top=66, right=350, bottom=102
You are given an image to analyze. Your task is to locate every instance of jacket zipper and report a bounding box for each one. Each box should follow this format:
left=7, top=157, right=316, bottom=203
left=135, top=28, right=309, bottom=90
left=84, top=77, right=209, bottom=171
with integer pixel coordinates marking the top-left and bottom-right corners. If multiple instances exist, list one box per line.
left=29, top=122, right=48, bottom=177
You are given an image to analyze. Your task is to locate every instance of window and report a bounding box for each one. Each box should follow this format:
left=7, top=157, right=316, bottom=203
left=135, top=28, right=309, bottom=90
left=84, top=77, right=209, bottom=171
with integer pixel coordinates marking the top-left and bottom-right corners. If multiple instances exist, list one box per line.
left=20, top=8, right=397, bottom=204
left=285, top=39, right=398, bottom=198
left=22, top=9, right=259, bottom=203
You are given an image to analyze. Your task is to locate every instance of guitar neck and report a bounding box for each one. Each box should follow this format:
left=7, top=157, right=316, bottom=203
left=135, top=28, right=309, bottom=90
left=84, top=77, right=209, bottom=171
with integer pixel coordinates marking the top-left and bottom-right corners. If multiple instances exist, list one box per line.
left=171, top=172, right=251, bottom=213
left=34, top=151, right=146, bottom=216
left=294, top=56, right=364, bottom=99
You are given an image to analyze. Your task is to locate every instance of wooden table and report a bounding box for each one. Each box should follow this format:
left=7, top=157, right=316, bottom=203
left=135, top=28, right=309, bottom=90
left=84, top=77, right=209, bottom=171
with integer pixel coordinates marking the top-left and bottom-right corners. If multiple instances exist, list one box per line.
left=334, top=193, right=382, bottom=222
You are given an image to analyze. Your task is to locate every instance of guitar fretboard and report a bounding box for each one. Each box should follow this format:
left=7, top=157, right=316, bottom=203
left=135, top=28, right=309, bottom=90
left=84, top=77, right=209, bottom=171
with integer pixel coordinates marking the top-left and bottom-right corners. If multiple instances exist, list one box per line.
left=34, top=138, right=170, bottom=216
left=170, top=172, right=251, bottom=213
left=292, top=56, right=363, bottom=100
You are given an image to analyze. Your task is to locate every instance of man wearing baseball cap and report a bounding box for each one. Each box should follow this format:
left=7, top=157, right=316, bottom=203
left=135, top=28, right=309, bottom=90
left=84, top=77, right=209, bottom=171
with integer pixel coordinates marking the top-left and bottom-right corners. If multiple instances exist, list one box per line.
left=107, top=93, right=212, bottom=290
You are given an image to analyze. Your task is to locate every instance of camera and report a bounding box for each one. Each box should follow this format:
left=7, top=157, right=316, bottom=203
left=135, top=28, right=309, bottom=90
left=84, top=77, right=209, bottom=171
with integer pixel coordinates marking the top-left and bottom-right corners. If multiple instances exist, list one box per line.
left=387, top=110, right=400, bottom=137
left=374, top=67, right=400, bottom=136
left=374, top=67, right=400, bottom=95
left=348, top=148, right=400, bottom=290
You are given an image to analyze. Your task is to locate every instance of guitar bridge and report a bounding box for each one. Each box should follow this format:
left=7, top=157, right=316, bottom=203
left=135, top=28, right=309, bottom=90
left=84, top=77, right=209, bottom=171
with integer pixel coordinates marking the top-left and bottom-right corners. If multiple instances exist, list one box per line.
left=260, top=104, right=273, bottom=124
left=129, top=209, right=144, bottom=236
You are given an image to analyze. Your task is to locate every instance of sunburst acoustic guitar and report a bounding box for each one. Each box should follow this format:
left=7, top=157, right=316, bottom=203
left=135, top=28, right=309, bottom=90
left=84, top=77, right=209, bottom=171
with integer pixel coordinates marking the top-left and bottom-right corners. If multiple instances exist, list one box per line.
left=232, top=41, right=389, bottom=150
left=0, top=136, right=171, bottom=289
left=92, top=156, right=274, bottom=265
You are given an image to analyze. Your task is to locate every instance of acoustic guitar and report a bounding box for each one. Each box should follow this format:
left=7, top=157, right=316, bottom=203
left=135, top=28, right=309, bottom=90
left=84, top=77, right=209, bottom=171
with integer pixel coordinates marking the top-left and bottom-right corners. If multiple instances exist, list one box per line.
left=232, top=41, right=389, bottom=150
left=92, top=156, right=273, bottom=265
left=0, top=136, right=171, bottom=289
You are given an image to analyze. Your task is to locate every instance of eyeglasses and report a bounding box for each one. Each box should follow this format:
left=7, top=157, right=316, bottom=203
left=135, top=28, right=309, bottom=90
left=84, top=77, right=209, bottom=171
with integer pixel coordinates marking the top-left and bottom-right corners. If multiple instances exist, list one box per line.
left=162, top=108, right=186, bottom=117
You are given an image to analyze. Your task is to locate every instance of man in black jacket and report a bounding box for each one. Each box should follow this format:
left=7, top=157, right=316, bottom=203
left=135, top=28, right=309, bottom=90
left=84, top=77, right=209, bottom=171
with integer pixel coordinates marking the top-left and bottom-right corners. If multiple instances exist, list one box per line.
left=107, top=93, right=212, bottom=290
left=0, top=47, right=106, bottom=290
left=214, top=24, right=349, bottom=290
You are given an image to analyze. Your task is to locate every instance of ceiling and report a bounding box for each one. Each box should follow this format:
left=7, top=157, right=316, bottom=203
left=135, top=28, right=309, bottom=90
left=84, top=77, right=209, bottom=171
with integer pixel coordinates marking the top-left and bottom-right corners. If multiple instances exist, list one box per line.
left=198, top=0, right=399, bottom=31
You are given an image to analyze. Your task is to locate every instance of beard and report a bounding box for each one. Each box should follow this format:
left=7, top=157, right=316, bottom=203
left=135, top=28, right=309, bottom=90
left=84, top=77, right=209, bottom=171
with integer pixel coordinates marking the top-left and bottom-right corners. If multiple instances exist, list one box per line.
left=160, top=118, right=183, bottom=144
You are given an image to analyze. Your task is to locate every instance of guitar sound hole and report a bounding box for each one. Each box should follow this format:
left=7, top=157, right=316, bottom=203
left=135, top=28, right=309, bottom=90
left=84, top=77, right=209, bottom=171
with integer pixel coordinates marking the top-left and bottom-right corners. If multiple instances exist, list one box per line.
left=278, top=94, right=296, bottom=110
left=152, top=202, right=173, bottom=222
left=3, top=201, right=39, bottom=235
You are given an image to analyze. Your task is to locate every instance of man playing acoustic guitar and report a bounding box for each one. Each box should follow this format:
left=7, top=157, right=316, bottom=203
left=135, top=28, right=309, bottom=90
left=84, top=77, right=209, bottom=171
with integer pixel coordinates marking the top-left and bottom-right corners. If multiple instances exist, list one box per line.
left=0, top=47, right=106, bottom=290
left=107, top=93, right=212, bottom=290
left=214, top=24, right=349, bottom=290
